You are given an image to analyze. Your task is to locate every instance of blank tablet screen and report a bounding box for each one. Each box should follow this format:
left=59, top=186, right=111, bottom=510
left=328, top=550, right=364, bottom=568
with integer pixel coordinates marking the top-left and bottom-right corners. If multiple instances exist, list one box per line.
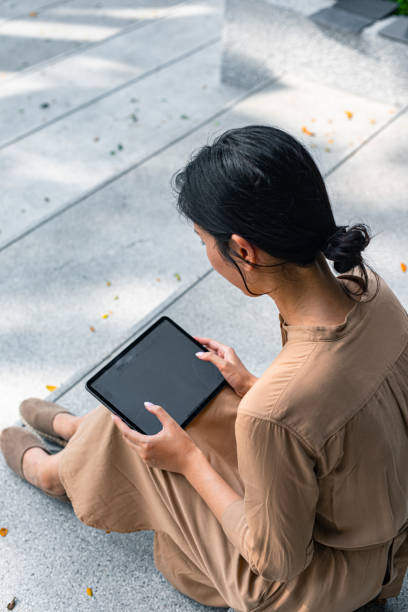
left=85, top=316, right=227, bottom=435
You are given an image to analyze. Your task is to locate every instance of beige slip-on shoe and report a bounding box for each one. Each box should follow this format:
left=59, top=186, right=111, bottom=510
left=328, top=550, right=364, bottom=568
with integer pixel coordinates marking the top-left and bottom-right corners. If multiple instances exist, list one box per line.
left=0, top=426, right=70, bottom=503
left=19, top=397, right=73, bottom=447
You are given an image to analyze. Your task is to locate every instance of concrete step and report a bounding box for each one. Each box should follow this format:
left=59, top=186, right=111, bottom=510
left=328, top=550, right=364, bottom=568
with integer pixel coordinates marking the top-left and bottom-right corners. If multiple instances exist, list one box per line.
left=0, top=475, right=228, bottom=611
left=0, top=0, right=72, bottom=26
left=0, top=40, right=248, bottom=250
left=0, top=0, right=182, bottom=80
left=220, top=0, right=408, bottom=106
left=0, top=66, right=397, bottom=251
left=0, top=0, right=222, bottom=149
left=1, top=72, right=401, bottom=430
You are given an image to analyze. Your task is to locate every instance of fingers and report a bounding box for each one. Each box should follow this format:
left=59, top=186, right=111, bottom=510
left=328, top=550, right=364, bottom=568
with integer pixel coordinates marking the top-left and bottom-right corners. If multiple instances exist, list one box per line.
left=112, top=414, right=149, bottom=446
left=193, top=336, right=229, bottom=353
left=195, top=349, right=225, bottom=371
left=144, top=403, right=171, bottom=427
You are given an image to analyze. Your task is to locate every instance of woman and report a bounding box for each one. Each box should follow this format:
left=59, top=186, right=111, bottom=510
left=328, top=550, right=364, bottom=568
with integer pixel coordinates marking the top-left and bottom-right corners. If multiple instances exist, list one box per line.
left=2, top=125, right=408, bottom=612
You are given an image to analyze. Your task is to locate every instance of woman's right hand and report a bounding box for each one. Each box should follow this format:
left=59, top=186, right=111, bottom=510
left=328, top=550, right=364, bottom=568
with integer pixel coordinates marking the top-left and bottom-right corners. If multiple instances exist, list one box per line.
left=193, top=336, right=258, bottom=398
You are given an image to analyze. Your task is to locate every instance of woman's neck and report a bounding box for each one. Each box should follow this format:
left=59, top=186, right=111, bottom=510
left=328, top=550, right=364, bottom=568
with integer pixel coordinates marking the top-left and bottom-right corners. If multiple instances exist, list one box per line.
left=270, top=255, right=361, bottom=327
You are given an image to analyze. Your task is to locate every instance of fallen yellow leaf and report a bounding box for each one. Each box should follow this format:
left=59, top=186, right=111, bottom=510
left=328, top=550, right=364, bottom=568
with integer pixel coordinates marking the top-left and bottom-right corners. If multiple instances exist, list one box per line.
left=345, top=111, right=353, bottom=119
left=0, top=527, right=8, bottom=536
left=86, top=587, right=93, bottom=597
left=89, top=326, right=95, bottom=332
left=29, top=11, right=38, bottom=17
left=301, top=126, right=315, bottom=136
left=102, top=314, right=109, bottom=319
left=401, top=262, right=407, bottom=272
left=174, top=273, right=181, bottom=281
left=114, top=295, right=119, bottom=300
left=105, top=530, right=111, bottom=534
left=46, top=385, right=57, bottom=392
left=106, top=281, right=111, bottom=286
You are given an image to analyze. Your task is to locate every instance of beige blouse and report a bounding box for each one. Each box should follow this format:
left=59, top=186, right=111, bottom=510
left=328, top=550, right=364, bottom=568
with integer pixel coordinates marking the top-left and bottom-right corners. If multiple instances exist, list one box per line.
left=220, top=267, right=408, bottom=596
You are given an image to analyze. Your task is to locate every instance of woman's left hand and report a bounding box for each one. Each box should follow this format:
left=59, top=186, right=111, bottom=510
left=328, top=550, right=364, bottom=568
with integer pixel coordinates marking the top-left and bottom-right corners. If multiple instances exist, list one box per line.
left=111, top=402, right=199, bottom=475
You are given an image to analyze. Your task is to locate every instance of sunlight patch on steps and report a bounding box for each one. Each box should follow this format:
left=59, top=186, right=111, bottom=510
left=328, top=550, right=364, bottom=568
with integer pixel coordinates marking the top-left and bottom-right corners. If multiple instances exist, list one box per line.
left=1, top=19, right=118, bottom=41
left=51, top=4, right=218, bottom=20
left=0, top=55, right=137, bottom=99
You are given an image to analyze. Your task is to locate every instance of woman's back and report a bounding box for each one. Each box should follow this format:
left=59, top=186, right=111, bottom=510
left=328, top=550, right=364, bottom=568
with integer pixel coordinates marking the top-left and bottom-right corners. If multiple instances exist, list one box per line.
left=278, top=268, right=408, bottom=547
left=221, top=267, right=408, bottom=607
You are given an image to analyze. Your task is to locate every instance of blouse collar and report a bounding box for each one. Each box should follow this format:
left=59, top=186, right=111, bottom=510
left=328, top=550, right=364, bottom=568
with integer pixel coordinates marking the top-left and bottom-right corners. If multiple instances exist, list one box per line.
left=278, top=268, right=379, bottom=344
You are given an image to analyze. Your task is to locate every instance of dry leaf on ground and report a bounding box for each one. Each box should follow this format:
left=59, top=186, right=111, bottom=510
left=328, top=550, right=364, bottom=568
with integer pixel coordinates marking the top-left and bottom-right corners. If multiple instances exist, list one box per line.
left=301, top=126, right=315, bottom=136
left=7, top=596, right=16, bottom=610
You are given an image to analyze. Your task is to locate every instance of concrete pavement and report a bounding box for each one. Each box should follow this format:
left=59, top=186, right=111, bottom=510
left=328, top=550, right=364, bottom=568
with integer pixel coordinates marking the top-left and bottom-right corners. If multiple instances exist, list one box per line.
left=1, top=0, right=407, bottom=609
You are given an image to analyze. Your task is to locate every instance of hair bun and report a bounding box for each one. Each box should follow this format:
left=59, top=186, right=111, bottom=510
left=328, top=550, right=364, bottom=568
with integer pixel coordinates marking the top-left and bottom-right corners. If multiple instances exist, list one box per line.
left=322, top=224, right=370, bottom=273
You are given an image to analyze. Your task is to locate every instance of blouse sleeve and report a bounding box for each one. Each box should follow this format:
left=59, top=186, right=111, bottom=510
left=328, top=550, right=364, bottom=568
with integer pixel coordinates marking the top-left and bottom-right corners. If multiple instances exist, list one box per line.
left=221, top=411, right=319, bottom=582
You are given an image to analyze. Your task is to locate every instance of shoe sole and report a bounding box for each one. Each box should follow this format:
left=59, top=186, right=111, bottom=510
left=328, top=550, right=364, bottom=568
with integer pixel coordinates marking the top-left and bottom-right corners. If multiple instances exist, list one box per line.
left=20, top=414, right=68, bottom=447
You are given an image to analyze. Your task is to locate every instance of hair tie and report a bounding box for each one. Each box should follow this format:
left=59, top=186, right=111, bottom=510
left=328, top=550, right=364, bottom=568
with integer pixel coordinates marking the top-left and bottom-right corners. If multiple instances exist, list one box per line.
left=322, top=225, right=347, bottom=254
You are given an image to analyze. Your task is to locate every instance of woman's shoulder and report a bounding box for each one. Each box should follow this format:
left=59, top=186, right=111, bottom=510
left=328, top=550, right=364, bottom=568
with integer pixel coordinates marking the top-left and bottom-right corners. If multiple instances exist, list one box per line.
left=238, top=270, right=407, bottom=449
left=236, top=341, right=321, bottom=439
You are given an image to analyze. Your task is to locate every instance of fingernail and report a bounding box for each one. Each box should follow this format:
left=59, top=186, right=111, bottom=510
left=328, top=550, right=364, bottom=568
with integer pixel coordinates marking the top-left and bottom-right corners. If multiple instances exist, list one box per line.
left=111, top=414, right=115, bottom=420
left=144, top=401, right=154, bottom=406
left=195, top=352, right=205, bottom=357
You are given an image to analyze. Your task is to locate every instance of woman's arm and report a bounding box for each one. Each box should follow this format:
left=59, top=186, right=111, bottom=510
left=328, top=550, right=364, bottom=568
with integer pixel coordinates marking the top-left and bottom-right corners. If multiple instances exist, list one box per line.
left=220, top=412, right=319, bottom=581
left=183, top=447, right=243, bottom=523
left=184, top=414, right=319, bottom=583
left=186, top=410, right=320, bottom=583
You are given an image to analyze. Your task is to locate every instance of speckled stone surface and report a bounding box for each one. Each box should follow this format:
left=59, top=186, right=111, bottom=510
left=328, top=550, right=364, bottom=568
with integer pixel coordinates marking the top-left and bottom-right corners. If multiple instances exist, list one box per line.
left=1, top=0, right=407, bottom=609
left=221, top=0, right=408, bottom=105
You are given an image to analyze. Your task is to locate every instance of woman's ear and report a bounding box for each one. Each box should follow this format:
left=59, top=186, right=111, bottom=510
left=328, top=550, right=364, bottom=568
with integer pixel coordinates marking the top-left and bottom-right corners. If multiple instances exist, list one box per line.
left=230, top=234, right=256, bottom=272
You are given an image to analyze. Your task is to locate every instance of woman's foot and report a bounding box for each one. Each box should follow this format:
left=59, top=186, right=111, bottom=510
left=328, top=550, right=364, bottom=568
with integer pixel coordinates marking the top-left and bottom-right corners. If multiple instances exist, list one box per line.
left=22, top=446, right=66, bottom=496
left=52, top=413, right=86, bottom=441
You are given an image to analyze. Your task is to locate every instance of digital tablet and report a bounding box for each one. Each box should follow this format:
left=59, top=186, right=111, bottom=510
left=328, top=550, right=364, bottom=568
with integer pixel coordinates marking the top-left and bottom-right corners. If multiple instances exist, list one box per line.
left=85, top=316, right=228, bottom=435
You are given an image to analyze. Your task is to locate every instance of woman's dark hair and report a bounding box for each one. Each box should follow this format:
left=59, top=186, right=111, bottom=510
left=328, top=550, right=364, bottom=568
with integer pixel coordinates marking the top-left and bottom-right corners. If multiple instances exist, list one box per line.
left=171, top=125, right=380, bottom=302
